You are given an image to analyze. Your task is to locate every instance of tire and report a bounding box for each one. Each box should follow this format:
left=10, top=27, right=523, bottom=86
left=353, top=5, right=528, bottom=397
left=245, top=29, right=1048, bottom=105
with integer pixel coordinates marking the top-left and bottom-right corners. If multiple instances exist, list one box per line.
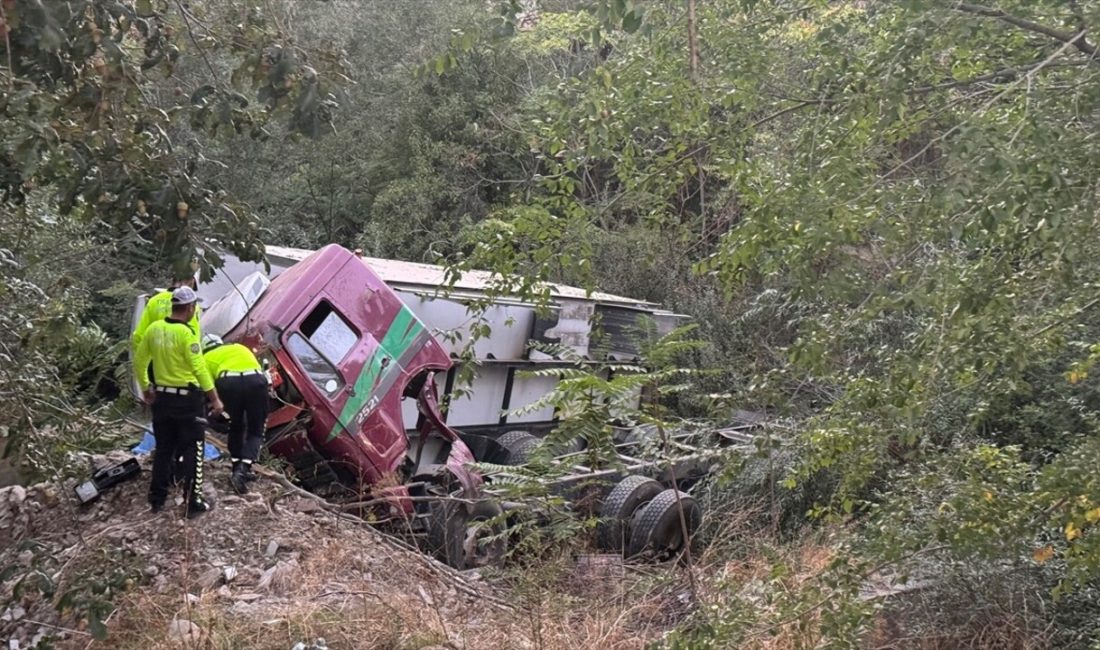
left=596, top=475, right=663, bottom=551
left=494, top=430, right=540, bottom=465
left=464, top=499, right=506, bottom=570
left=425, top=498, right=506, bottom=570
left=425, top=499, right=465, bottom=568
left=626, top=488, right=702, bottom=561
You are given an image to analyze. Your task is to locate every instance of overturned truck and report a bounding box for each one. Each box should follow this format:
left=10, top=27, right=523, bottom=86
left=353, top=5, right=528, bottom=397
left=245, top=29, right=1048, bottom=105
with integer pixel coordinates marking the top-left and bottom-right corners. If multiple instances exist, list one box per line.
left=154, top=244, right=743, bottom=568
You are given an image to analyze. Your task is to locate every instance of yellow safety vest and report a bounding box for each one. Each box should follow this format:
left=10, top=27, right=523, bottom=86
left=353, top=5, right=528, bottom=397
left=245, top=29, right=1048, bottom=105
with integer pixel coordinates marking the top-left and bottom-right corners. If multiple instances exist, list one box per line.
left=204, top=343, right=262, bottom=378
left=133, top=318, right=214, bottom=391
left=132, top=290, right=201, bottom=352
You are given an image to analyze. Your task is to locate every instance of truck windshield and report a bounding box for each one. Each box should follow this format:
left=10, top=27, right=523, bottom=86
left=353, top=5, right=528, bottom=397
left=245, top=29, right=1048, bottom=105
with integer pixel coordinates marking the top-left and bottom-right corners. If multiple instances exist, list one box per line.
left=288, top=301, right=359, bottom=396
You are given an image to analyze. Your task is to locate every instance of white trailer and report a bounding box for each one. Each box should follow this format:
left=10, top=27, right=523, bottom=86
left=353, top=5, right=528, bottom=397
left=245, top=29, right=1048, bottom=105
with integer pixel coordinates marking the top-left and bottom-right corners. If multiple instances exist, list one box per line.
left=197, top=245, right=684, bottom=437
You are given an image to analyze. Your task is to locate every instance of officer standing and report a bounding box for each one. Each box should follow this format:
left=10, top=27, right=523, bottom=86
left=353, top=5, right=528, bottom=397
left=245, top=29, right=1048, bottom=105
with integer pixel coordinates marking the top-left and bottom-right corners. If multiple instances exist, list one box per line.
left=201, top=334, right=269, bottom=494
left=133, top=286, right=223, bottom=517
left=132, top=276, right=202, bottom=484
left=131, top=276, right=202, bottom=358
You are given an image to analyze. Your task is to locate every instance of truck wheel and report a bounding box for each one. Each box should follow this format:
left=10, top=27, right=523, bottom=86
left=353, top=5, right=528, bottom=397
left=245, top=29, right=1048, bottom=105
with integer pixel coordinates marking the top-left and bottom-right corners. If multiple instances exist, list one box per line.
left=463, top=499, right=506, bottom=569
left=625, top=488, right=701, bottom=562
left=425, top=499, right=465, bottom=568
left=596, top=475, right=663, bottom=551
left=426, top=498, right=506, bottom=570
left=494, top=430, right=540, bottom=465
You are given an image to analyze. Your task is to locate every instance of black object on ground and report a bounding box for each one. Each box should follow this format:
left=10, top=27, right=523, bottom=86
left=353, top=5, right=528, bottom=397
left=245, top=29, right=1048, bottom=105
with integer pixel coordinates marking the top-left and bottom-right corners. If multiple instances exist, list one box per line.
left=74, top=458, right=141, bottom=504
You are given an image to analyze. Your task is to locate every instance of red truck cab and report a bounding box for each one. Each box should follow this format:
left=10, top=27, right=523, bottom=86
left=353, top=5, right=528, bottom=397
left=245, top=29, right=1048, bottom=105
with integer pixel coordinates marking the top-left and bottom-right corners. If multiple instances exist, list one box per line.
left=224, top=244, right=482, bottom=514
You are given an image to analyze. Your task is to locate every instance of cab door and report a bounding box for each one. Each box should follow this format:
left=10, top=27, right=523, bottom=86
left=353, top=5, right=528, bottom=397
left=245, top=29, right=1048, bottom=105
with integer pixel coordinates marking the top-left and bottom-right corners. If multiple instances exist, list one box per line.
left=283, top=299, right=359, bottom=400
left=281, top=298, right=402, bottom=454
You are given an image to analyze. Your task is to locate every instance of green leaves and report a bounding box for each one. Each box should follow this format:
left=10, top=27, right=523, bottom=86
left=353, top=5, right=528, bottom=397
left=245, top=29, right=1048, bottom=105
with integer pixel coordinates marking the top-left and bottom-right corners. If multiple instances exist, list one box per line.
left=620, top=7, right=643, bottom=34
left=0, top=0, right=351, bottom=276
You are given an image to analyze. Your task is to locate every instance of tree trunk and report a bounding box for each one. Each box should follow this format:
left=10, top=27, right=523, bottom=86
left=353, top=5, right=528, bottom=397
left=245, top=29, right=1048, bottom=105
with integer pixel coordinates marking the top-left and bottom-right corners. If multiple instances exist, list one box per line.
left=686, top=0, right=699, bottom=77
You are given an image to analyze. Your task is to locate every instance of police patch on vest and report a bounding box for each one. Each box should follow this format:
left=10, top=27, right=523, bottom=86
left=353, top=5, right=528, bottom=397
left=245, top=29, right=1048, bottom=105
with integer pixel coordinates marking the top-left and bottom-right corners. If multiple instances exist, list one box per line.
left=191, top=343, right=200, bottom=354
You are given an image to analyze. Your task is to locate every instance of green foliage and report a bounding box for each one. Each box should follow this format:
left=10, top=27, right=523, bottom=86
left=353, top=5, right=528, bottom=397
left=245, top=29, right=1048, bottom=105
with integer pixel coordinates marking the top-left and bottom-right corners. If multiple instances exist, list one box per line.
left=0, top=201, right=136, bottom=481
left=55, top=548, right=140, bottom=641
left=0, top=0, right=348, bottom=481
left=402, top=0, right=1100, bottom=645
left=10, top=0, right=1100, bottom=644
left=2, top=541, right=140, bottom=643
left=203, top=0, right=531, bottom=259
left=0, top=0, right=346, bottom=275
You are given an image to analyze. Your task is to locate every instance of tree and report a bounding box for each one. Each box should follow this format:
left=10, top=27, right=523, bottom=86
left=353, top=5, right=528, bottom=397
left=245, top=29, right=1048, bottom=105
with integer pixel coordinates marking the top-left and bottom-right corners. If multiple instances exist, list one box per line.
left=0, top=0, right=345, bottom=474
left=0, top=0, right=344, bottom=278
left=434, top=0, right=1100, bottom=644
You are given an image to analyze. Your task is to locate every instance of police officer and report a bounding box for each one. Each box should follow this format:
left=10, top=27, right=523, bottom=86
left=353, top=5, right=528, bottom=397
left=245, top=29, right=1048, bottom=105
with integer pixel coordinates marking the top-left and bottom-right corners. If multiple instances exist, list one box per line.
left=133, top=286, right=224, bottom=517
left=132, top=276, right=202, bottom=361
left=132, top=276, right=202, bottom=485
left=201, top=334, right=269, bottom=494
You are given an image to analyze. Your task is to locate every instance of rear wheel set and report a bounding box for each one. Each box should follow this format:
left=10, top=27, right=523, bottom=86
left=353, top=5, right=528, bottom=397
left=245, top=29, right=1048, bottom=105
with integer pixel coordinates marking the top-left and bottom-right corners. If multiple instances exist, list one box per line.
left=597, top=474, right=700, bottom=562
left=493, top=430, right=541, bottom=465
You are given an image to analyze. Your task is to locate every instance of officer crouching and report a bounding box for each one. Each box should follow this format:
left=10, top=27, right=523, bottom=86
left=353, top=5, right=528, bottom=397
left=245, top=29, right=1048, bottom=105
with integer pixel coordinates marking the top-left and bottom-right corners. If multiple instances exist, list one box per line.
left=202, top=334, right=269, bottom=494
left=133, top=286, right=224, bottom=517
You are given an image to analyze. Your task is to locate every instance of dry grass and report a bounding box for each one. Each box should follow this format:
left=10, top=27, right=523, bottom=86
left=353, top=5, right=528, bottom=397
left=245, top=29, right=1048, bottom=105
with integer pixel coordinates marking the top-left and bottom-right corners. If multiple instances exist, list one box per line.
left=7, top=462, right=1057, bottom=650
left=100, top=547, right=691, bottom=650
left=0, top=458, right=710, bottom=650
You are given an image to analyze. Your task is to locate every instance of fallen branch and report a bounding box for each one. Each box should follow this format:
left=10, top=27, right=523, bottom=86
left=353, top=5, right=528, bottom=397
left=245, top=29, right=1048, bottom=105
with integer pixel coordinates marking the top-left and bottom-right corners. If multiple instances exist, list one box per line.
left=312, top=589, right=384, bottom=601
left=336, top=494, right=477, bottom=512
left=21, top=618, right=91, bottom=638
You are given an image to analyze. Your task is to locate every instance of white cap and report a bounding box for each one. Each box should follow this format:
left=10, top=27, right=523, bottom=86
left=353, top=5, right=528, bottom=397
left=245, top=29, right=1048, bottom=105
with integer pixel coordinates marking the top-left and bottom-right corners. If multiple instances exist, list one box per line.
left=201, top=333, right=223, bottom=351
left=171, top=286, right=200, bottom=305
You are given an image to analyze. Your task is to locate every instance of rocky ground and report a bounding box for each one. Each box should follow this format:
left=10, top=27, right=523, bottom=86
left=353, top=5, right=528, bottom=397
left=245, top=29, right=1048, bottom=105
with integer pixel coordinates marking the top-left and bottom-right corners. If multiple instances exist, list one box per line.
left=0, top=453, right=689, bottom=650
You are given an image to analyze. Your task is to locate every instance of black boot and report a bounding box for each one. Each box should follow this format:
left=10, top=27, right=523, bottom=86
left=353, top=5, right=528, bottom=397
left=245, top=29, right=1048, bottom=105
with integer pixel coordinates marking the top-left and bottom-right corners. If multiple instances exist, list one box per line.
left=241, top=464, right=259, bottom=482
left=186, top=499, right=212, bottom=519
left=229, top=463, right=249, bottom=495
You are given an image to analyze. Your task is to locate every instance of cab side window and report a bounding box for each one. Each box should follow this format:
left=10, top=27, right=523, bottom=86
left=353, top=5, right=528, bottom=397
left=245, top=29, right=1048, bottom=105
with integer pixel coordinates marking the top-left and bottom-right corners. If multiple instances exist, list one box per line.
left=289, top=302, right=358, bottom=396
left=301, top=301, right=358, bottom=364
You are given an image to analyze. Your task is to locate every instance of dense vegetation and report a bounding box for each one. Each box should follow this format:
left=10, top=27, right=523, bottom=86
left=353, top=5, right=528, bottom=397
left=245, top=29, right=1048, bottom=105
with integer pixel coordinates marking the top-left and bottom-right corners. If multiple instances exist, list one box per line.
left=6, top=0, right=1100, bottom=646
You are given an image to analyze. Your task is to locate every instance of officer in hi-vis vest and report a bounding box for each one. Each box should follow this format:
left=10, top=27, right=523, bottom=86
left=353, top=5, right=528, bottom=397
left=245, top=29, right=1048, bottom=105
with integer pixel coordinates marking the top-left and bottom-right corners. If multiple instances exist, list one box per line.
left=133, top=286, right=224, bottom=517
left=202, top=334, right=269, bottom=494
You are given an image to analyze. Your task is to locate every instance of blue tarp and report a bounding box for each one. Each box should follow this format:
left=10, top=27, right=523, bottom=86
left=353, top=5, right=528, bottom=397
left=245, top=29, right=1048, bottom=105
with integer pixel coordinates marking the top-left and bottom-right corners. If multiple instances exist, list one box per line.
left=131, top=428, right=221, bottom=461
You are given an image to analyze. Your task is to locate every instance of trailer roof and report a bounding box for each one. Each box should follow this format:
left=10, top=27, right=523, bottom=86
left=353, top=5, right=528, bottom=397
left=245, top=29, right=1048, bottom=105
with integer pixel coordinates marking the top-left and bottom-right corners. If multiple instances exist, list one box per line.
left=264, top=245, right=666, bottom=311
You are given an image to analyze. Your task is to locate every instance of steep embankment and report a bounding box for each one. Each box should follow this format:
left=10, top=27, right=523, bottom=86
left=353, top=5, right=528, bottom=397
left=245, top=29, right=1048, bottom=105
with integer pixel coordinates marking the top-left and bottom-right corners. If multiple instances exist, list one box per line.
left=0, top=454, right=521, bottom=648
left=0, top=454, right=682, bottom=650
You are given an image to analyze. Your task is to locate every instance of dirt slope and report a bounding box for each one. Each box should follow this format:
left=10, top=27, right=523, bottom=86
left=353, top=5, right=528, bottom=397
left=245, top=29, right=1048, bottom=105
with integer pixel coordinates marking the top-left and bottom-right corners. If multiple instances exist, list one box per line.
left=0, top=455, right=681, bottom=650
left=0, top=454, right=532, bottom=649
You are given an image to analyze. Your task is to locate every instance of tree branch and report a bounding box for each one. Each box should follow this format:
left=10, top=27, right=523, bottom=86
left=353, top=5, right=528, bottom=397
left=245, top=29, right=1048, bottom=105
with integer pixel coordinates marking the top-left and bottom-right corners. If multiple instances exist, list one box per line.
left=751, top=100, right=824, bottom=128
left=0, top=3, right=13, bottom=90
left=955, top=2, right=1099, bottom=61
left=686, top=0, right=699, bottom=78
left=913, top=59, right=1092, bottom=93
left=174, top=0, right=222, bottom=84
